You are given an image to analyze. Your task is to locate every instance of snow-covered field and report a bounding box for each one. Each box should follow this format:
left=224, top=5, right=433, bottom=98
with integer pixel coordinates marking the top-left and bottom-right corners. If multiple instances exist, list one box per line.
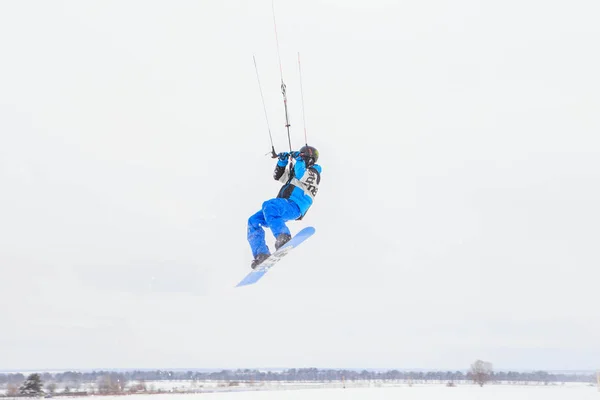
left=3, top=383, right=598, bottom=400
left=49, top=384, right=598, bottom=400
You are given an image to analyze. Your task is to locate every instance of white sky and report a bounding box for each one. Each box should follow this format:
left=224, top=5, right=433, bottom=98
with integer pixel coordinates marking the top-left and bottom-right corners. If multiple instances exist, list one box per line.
left=1, top=0, right=599, bottom=372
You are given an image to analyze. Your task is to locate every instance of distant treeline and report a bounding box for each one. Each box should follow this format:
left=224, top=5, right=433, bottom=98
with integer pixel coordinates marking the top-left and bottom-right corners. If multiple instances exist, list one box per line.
left=0, top=368, right=595, bottom=386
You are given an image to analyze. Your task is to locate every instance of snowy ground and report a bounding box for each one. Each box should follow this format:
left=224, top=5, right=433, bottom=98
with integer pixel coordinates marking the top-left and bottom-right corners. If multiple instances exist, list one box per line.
left=45, top=379, right=600, bottom=392
left=2, top=382, right=598, bottom=399
left=34, top=384, right=599, bottom=400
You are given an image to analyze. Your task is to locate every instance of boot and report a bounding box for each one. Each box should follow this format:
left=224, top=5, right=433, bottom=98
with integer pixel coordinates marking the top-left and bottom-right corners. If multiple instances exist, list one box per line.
left=274, top=233, right=292, bottom=250
left=251, top=253, right=271, bottom=269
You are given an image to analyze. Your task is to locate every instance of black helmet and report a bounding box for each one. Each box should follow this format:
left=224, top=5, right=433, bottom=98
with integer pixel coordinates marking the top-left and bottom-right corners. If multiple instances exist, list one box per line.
left=299, top=145, right=319, bottom=166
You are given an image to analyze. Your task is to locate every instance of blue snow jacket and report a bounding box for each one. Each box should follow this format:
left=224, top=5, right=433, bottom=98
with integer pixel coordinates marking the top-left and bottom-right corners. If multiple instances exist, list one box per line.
left=273, top=158, right=322, bottom=219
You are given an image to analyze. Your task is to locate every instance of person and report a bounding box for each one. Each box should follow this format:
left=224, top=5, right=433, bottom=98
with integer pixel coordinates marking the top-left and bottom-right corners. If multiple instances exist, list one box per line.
left=247, top=145, right=322, bottom=269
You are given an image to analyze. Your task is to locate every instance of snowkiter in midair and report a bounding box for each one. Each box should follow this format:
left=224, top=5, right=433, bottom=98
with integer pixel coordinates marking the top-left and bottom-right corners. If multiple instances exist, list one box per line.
left=247, top=145, right=322, bottom=269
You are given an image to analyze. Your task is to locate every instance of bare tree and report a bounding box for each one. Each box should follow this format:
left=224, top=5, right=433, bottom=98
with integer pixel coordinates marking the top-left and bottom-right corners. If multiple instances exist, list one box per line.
left=97, top=375, right=114, bottom=394
left=45, top=382, right=57, bottom=394
left=6, top=383, right=18, bottom=396
left=470, top=359, right=493, bottom=387
left=97, top=373, right=128, bottom=394
left=129, top=379, right=147, bottom=393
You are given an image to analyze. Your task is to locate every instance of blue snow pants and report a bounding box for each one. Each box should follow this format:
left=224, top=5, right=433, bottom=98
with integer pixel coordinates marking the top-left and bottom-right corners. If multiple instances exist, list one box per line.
left=247, top=198, right=302, bottom=258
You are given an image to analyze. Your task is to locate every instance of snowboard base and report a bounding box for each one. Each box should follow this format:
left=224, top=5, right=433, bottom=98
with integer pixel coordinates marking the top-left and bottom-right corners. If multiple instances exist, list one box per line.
left=236, top=227, right=315, bottom=287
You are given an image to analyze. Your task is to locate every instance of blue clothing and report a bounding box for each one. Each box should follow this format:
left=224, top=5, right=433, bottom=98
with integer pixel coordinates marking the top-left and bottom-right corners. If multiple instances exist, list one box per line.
left=274, top=158, right=322, bottom=216
left=248, top=157, right=322, bottom=258
left=247, top=198, right=302, bottom=258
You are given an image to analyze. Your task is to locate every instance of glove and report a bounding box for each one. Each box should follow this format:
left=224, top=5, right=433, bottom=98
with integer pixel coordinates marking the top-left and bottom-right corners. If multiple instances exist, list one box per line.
left=291, top=151, right=302, bottom=160
left=277, top=152, right=290, bottom=161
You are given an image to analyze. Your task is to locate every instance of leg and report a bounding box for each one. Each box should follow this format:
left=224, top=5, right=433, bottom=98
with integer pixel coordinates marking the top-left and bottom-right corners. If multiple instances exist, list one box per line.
left=261, top=198, right=302, bottom=239
left=247, top=209, right=270, bottom=259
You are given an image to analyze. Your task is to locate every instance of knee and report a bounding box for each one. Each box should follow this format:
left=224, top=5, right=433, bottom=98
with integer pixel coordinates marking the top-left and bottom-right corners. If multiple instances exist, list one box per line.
left=262, top=198, right=282, bottom=214
left=261, top=198, right=277, bottom=210
left=248, top=214, right=262, bottom=228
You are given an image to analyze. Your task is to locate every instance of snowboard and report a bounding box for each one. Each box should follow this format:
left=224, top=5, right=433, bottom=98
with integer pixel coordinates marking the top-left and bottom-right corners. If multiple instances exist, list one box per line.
left=236, top=227, right=315, bottom=287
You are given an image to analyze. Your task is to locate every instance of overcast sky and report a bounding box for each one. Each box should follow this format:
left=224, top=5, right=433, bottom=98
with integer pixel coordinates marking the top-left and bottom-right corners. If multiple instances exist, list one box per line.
left=1, top=0, right=599, bottom=372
